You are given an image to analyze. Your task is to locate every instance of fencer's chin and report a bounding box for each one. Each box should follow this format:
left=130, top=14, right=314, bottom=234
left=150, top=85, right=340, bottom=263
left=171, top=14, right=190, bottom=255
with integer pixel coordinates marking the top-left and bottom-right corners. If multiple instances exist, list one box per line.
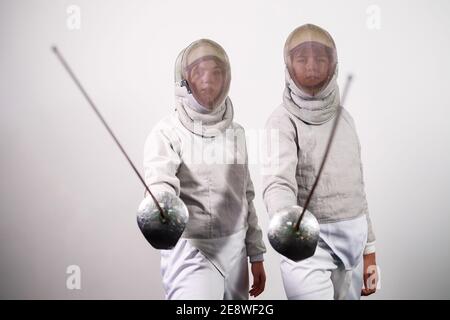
left=197, top=101, right=213, bottom=110
left=198, top=97, right=217, bottom=110
left=302, top=78, right=325, bottom=87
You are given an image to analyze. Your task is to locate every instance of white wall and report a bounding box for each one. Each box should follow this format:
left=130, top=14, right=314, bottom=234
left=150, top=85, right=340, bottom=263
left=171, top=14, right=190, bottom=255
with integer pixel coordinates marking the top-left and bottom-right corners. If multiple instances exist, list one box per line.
left=1, top=0, right=449, bottom=299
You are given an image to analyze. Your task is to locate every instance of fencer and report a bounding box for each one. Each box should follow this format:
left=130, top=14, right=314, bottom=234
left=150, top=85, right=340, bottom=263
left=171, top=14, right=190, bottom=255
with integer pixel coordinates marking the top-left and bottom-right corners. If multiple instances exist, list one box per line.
left=262, top=24, right=378, bottom=300
left=141, top=39, right=267, bottom=300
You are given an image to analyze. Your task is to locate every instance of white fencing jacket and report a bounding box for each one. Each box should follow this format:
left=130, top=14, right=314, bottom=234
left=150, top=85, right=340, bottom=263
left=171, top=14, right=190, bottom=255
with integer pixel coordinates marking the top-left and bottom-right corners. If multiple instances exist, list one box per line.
left=143, top=90, right=266, bottom=263
left=262, top=68, right=376, bottom=262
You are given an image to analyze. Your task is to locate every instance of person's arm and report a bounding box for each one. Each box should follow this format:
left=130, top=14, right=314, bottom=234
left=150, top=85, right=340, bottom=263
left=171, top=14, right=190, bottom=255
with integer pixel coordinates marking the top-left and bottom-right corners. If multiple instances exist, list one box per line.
left=241, top=132, right=266, bottom=297
left=142, top=123, right=182, bottom=198
left=361, top=158, right=377, bottom=296
left=349, top=114, right=377, bottom=296
left=245, top=174, right=266, bottom=262
left=262, top=114, right=299, bottom=217
left=246, top=174, right=267, bottom=298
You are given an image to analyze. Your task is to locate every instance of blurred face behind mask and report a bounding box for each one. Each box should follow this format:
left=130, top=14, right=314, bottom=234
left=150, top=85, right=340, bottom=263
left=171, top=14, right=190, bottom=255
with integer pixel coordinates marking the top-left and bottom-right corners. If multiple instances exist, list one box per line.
left=187, top=57, right=226, bottom=109
left=175, top=39, right=231, bottom=112
left=290, top=42, right=332, bottom=95
left=284, top=24, right=337, bottom=96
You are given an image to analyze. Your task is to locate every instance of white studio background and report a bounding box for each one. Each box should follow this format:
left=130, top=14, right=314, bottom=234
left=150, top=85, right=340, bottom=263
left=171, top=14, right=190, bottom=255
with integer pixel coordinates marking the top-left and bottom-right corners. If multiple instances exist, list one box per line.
left=1, top=0, right=450, bottom=299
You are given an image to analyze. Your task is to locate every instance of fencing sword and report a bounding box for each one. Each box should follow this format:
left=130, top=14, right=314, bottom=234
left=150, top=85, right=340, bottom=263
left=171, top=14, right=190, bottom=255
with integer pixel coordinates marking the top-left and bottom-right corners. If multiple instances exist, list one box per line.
left=268, top=74, right=354, bottom=261
left=51, top=46, right=188, bottom=249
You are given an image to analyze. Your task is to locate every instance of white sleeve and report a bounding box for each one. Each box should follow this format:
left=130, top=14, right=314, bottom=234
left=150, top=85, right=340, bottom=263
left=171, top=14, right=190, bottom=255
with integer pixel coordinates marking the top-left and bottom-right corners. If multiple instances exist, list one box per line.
left=143, top=124, right=181, bottom=197
left=262, top=115, right=299, bottom=217
left=245, top=167, right=267, bottom=259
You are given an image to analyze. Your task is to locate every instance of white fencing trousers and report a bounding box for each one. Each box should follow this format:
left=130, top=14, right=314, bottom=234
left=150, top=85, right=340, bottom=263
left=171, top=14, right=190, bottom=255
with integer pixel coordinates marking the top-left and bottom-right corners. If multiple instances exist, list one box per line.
left=280, top=240, right=364, bottom=300
left=160, top=237, right=249, bottom=300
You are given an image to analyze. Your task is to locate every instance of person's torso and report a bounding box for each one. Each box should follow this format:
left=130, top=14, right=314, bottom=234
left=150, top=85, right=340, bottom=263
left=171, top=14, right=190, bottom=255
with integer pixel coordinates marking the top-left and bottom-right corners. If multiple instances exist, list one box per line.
left=281, top=105, right=369, bottom=223
left=164, top=114, right=250, bottom=239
